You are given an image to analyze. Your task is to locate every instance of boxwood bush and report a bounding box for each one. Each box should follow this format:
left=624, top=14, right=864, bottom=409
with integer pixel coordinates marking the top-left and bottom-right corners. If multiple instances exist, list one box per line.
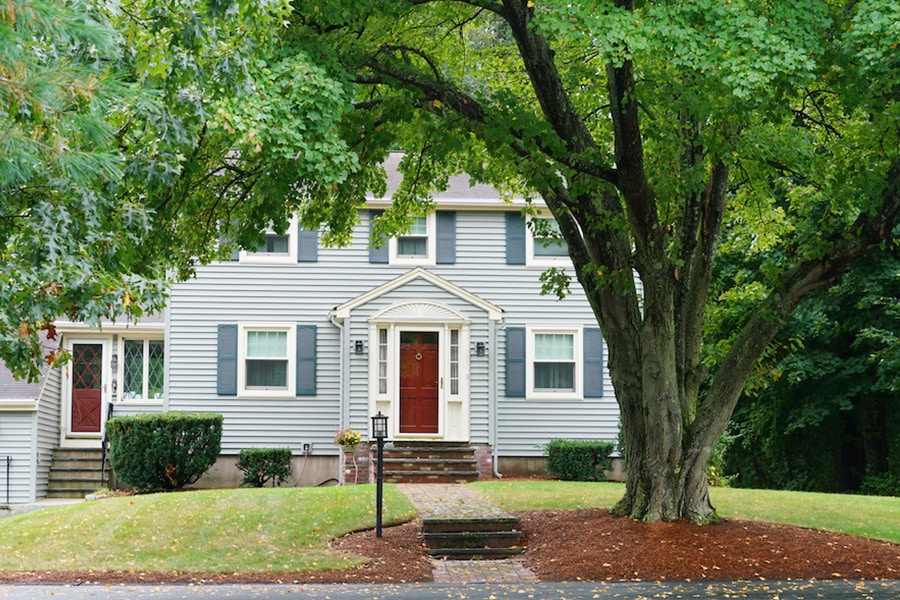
left=236, top=447, right=293, bottom=487
left=107, top=412, right=223, bottom=491
left=545, top=439, right=615, bottom=481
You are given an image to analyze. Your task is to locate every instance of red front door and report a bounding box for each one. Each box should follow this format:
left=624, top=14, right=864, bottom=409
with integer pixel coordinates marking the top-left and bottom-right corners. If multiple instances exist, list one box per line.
left=399, top=332, right=439, bottom=434
left=71, top=343, right=103, bottom=433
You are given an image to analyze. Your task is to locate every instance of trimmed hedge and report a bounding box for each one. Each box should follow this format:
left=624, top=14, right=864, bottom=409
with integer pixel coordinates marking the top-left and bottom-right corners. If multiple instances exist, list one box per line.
left=545, top=439, right=615, bottom=481
left=107, top=412, right=223, bottom=491
left=236, top=447, right=293, bottom=487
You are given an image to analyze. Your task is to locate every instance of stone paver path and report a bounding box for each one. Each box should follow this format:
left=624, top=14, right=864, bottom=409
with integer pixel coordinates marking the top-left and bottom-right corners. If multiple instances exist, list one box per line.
left=397, top=483, right=538, bottom=584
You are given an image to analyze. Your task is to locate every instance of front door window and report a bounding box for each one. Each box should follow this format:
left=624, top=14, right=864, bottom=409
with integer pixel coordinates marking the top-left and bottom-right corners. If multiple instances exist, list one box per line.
left=399, top=331, right=439, bottom=434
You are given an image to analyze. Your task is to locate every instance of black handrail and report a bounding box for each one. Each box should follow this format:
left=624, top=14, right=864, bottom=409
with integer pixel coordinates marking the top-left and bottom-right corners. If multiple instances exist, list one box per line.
left=100, top=403, right=114, bottom=487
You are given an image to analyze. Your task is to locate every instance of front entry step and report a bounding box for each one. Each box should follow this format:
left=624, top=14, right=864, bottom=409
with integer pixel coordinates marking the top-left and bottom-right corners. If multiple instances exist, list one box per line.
left=423, top=517, right=524, bottom=559
left=46, top=448, right=109, bottom=498
left=383, top=442, right=479, bottom=484
left=399, top=483, right=525, bottom=560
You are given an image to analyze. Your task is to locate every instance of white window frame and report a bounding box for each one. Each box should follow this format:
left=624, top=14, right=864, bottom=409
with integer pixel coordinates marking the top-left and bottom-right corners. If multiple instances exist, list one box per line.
left=389, top=213, right=436, bottom=266
left=526, top=214, right=572, bottom=267
left=240, top=217, right=297, bottom=264
left=526, top=326, right=583, bottom=400
left=117, top=335, right=166, bottom=403
left=238, top=323, right=296, bottom=397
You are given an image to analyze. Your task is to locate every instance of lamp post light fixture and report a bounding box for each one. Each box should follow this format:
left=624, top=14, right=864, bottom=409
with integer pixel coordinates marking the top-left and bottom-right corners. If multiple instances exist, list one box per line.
left=371, top=411, right=388, bottom=537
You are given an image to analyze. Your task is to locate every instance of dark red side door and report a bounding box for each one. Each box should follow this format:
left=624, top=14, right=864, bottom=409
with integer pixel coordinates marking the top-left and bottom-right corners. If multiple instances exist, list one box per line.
left=71, top=343, right=102, bottom=433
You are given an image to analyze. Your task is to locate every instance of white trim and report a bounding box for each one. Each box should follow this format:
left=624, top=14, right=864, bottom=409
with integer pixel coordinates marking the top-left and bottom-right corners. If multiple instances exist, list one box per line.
left=368, top=317, right=471, bottom=442
left=115, top=334, right=166, bottom=405
left=389, top=213, right=436, bottom=266
left=62, top=337, right=111, bottom=443
left=239, top=217, right=298, bottom=264
left=331, top=268, right=503, bottom=321
left=237, top=323, right=296, bottom=398
left=526, top=214, right=572, bottom=268
left=526, top=325, right=583, bottom=400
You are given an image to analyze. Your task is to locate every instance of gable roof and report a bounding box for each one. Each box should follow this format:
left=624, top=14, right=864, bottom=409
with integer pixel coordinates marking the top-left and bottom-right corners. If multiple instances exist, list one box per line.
left=330, top=268, right=504, bottom=322
left=0, top=333, right=59, bottom=410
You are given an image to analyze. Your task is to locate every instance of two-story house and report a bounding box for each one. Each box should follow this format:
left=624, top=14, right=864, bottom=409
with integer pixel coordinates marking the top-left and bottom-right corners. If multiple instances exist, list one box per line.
left=0, top=153, right=621, bottom=502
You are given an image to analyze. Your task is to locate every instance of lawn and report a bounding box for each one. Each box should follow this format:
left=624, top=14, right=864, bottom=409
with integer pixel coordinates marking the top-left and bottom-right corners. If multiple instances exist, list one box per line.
left=470, top=480, right=900, bottom=544
left=0, top=485, right=416, bottom=573
left=0, top=481, right=897, bottom=575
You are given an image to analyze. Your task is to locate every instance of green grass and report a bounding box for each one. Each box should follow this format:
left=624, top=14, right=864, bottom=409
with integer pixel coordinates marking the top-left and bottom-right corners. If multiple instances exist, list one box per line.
left=0, top=485, right=416, bottom=573
left=471, top=480, right=900, bottom=544
left=1, top=481, right=897, bottom=575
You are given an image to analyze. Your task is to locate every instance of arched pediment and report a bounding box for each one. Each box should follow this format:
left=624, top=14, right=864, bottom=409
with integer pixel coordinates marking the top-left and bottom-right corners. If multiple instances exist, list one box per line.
left=371, top=301, right=469, bottom=324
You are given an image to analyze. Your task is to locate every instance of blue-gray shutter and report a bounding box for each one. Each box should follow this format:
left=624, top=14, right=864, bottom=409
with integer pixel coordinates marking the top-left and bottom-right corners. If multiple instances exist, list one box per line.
left=506, top=212, right=526, bottom=265
left=296, top=324, right=317, bottom=395
left=297, top=228, right=318, bottom=262
left=217, top=324, right=238, bottom=395
left=506, top=327, right=526, bottom=397
left=436, top=211, right=456, bottom=264
left=583, top=327, right=604, bottom=398
left=369, top=210, right=389, bottom=264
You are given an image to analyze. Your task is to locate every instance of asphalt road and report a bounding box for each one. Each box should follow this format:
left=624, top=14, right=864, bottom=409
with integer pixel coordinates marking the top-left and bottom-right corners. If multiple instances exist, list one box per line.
left=0, top=580, right=897, bottom=599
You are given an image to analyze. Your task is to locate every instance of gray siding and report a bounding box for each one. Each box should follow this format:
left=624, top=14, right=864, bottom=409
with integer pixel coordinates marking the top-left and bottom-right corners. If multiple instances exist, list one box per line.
left=168, top=210, right=619, bottom=458
left=0, top=412, right=37, bottom=503
left=35, top=368, right=62, bottom=499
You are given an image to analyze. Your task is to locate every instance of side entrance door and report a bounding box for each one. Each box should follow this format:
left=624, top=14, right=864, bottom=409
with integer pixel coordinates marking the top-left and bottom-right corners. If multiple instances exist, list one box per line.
left=399, top=331, right=439, bottom=434
left=70, top=342, right=104, bottom=434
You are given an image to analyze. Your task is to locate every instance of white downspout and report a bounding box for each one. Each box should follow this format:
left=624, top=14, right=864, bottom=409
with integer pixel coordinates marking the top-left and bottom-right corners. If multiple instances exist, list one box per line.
left=491, top=318, right=503, bottom=479
left=329, top=312, right=347, bottom=485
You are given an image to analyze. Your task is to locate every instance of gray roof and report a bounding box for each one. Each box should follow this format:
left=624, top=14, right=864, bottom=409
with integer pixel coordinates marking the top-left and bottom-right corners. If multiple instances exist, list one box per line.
left=0, top=334, right=58, bottom=402
left=371, top=152, right=528, bottom=205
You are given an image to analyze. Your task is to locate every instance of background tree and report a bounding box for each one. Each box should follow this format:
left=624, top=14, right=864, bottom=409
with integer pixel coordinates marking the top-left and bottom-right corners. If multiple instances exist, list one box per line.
left=722, top=245, right=900, bottom=495
left=274, top=0, right=900, bottom=522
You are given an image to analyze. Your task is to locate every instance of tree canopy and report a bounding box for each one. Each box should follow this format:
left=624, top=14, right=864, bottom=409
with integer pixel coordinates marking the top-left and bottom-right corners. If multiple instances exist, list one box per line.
left=2, top=0, right=898, bottom=522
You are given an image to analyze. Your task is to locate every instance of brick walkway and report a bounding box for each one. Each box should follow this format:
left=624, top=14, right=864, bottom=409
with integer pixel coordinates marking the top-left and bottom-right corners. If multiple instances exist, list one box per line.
left=397, top=484, right=538, bottom=584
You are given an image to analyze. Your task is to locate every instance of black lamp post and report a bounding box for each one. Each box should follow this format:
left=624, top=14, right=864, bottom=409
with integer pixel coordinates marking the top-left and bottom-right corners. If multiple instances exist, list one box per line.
left=371, top=411, right=388, bottom=537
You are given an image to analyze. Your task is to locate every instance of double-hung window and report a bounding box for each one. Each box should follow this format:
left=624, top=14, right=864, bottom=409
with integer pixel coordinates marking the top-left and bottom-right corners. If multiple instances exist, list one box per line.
left=240, top=218, right=298, bottom=263
left=526, top=215, right=570, bottom=266
left=240, top=325, right=295, bottom=396
left=120, top=338, right=165, bottom=401
left=389, top=214, right=436, bottom=265
left=527, top=327, right=582, bottom=399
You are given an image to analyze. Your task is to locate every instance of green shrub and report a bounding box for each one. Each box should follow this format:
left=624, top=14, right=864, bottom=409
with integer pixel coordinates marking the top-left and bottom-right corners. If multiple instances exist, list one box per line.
left=236, top=448, right=293, bottom=487
left=861, top=472, right=900, bottom=496
left=107, top=412, right=223, bottom=491
left=545, top=439, right=614, bottom=481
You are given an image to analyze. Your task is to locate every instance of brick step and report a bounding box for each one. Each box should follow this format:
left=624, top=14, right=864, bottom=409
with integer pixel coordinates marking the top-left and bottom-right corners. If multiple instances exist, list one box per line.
left=421, top=511, right=523, bottom=559
left=383, top=458, right=477, bottom=472
left=383, top=448, right=476, bottom=461
left=422, top=517, right=520, bottom=534
left=381, top=442, right=478, bottom=484
left=425, top=546, right=525, bottom=559
left=424, top=530, right=523, bottom=550
left=384, top=470, right=478, bottom=484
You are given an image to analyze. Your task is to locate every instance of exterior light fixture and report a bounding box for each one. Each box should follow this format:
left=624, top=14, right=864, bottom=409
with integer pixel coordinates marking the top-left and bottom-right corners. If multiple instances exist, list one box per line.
left=371, top=411, right=388, bottom=537
left=354, top=340, right=365, bottom=355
